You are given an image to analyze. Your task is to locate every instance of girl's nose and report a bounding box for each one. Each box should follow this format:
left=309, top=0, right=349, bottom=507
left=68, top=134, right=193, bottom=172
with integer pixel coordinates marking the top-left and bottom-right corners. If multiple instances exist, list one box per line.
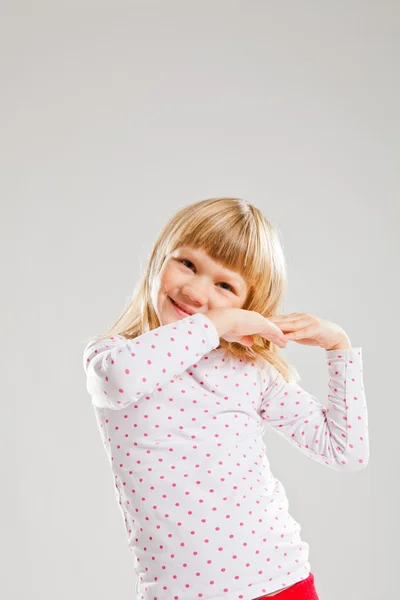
left=181, top=284, right=208, bottom=306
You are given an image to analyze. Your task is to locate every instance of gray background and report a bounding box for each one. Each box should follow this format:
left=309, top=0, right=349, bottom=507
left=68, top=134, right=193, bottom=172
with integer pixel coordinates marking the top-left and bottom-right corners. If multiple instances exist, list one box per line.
left=4, top=1, right=399, bottom=599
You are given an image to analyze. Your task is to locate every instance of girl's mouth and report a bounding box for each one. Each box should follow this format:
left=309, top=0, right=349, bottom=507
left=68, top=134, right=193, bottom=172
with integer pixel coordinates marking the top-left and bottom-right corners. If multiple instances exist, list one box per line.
left=169, top=296, right=190, bottom=316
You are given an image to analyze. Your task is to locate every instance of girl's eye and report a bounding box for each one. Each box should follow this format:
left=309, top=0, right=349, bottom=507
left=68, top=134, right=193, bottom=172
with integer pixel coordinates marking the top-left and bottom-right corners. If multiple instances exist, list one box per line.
left=180, top=258, right=195, bottom=270
left=179, top=258, right=235, bottom=292
left=219, top=282, right=234, bottom=291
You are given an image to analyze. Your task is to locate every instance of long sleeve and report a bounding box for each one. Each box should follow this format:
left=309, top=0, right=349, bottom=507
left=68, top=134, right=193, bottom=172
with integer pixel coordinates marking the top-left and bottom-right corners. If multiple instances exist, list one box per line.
left=259, top=347, right=369, bottom=471
left=83, top=312, right=220, bottom=410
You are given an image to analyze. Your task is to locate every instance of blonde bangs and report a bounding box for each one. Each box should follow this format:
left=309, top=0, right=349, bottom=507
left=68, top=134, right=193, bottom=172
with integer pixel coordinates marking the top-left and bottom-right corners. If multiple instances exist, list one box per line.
left=164, top=197, right=273, bottom=291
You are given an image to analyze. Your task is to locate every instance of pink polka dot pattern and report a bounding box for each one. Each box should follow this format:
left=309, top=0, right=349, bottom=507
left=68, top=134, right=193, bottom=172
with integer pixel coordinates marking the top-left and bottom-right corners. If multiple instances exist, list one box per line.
left=259, top=347, right=369, bottom=470
left=83, top=313, right=220, bottom=410
left=83, top=314, right=369, bottom=600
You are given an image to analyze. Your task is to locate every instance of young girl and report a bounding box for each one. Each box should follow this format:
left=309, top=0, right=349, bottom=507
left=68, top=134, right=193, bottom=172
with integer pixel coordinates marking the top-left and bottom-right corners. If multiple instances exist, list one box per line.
left=83, top=197, right=369, bottom=600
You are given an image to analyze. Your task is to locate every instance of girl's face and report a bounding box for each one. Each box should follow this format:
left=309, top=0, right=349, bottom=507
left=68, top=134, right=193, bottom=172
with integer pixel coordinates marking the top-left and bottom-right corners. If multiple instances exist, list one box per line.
left=151, top=246, right=249, bottom=326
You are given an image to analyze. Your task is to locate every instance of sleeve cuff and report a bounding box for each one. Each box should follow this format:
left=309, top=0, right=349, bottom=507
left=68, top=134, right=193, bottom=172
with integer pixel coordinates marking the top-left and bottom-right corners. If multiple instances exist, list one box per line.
left=190, top=312, right=221, bottom=350
left=325, top=347, right=362, bottom=360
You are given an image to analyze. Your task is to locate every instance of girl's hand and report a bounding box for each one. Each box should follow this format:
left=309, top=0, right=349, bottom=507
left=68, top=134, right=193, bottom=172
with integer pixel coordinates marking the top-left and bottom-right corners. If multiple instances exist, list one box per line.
left=268, top=312, right=351, bottom=351
left=209, top=308, right=288, bottom=349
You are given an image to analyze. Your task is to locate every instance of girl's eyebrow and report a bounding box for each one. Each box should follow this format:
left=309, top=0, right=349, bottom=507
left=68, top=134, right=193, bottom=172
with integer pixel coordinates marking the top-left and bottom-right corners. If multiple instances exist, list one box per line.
left=177, top=247, right=246, bottom=290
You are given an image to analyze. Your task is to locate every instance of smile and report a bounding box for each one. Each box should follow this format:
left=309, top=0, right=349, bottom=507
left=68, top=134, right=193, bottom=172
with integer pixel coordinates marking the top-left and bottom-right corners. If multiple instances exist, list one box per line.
left=169, top=297, right=191, bottom=316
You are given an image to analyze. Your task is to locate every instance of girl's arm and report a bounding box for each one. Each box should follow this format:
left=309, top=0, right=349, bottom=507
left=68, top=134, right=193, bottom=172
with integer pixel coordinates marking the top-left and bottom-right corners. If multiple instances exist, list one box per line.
left=83, top=313, right=220, bottom=410
left=259, top=347, right=369, bottom=470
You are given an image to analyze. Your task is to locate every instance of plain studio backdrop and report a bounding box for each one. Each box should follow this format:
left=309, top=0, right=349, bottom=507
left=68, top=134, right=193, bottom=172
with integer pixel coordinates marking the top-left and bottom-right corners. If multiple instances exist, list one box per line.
left=3, top=1, right=399, bottom=599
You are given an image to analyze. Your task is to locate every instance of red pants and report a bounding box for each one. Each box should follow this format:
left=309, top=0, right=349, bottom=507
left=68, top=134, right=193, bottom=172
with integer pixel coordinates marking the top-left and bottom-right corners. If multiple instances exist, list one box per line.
left=253, top=572, right=319, bottom=599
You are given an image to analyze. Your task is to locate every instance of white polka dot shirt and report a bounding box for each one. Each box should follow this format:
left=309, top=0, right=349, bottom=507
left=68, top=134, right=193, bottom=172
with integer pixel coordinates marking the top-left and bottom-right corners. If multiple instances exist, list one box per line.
left=83, top=312, right=369, bottom=600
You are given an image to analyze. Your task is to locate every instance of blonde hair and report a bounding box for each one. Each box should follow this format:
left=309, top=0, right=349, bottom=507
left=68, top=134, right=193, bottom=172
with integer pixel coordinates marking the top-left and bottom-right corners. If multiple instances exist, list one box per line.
left=87, top=197, right=299, bottom=382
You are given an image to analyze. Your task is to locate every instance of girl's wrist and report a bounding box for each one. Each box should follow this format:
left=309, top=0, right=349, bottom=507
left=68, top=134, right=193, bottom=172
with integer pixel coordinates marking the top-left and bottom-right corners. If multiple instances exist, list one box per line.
left=326, top=334, right=352, bottom=351
left=205, top=308, right=235, bottom=337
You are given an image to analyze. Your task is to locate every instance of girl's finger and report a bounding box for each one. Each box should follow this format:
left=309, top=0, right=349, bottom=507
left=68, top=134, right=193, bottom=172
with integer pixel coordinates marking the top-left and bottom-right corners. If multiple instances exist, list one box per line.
left=260, top=329, right=287, bottom=345
left=269, top=315, right=305, bottom=324
left=286, top=325, right=317, bottom=340
left=270, top=313, right=301, bottom=318
left=239, top=335, right=254, bottom=347
left=275, top=318, right=312, bottom=332
left=265, top=321, right=288, bottom=337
